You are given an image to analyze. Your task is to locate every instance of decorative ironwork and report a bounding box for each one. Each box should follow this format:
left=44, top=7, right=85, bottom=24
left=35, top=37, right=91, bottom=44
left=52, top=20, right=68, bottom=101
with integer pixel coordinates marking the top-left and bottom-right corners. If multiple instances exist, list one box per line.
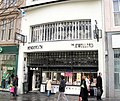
left=31, top=20, right=92, bottom=42
left=94, top=20, right=102, bottom=42
left=27, top=51, right=98, bottom=68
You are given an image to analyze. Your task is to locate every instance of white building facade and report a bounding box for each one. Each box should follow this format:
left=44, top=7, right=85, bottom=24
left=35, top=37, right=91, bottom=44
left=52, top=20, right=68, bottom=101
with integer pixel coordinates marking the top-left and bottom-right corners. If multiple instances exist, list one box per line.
left=104, top=0, right=120, bottom=98
left=17, top=0, right=106, bottom=98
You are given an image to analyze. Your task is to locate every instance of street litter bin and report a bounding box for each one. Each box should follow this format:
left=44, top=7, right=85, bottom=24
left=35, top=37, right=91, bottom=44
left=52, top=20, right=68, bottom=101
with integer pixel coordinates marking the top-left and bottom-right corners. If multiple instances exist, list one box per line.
left=23, top=82, right=28, bottom=94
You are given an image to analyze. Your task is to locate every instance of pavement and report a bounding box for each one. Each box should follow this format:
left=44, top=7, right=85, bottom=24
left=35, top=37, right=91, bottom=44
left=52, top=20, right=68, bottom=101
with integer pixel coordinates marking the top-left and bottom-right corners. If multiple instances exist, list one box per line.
left=0, top=91, right=120, bottom=101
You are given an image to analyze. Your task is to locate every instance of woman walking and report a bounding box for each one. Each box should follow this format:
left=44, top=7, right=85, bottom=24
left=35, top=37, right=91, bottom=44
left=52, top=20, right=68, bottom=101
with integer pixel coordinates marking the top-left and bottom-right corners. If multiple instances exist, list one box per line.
left=80, top=76, right=88, bottom=101
left=46, top=77, right=52, bottom=97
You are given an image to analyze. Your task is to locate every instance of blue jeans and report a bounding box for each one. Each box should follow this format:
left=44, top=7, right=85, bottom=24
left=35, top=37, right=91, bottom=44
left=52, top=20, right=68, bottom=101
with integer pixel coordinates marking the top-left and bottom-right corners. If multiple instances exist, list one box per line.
left=5, top=81, right=9, bottom=89
left=47, top=90, right=51, bottom=97
left=1, top=79, right=5, bottom=88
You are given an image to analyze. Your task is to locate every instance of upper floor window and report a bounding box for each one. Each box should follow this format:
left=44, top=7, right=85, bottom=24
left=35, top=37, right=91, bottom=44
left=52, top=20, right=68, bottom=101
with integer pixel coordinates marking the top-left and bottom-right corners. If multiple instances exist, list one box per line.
left=0, top=18, right=14, bottom=41
left=113, top=0, right=120, bottom=26
left=114, top=49, right=120, bottom=89
left=0, top=19, right=6, bottom=40
left=8, top=18, right=14, bottom=40
left=3, top=0, right=17, bottom=8
left=31, top=20, right=91, bottom=43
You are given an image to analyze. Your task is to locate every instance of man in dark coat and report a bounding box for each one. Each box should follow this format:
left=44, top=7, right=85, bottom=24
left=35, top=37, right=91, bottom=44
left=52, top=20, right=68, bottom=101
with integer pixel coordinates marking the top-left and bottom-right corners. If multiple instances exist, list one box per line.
left=59, top=76, right=66, bottom=92
left=96, top=72, right=103, bottom=100
left=57, top=76, right=68, bottom=101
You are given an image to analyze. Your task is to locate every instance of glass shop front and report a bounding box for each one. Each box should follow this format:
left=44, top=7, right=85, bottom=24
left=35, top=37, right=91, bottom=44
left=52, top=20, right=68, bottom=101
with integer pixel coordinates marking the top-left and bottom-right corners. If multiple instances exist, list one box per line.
left=27, top=51, right=98, bottom=96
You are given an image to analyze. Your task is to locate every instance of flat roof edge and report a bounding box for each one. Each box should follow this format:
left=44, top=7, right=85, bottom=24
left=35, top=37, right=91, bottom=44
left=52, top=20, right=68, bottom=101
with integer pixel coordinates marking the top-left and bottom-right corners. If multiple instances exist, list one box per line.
left=20, top=0, right=69, bottom=9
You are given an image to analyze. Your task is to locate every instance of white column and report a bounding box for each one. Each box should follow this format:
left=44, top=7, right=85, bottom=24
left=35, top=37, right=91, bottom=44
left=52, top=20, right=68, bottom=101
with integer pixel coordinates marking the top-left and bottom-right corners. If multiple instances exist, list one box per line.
left=17, top=44, right=25, bottom=94
left=98, top=38, right=106, bottom=98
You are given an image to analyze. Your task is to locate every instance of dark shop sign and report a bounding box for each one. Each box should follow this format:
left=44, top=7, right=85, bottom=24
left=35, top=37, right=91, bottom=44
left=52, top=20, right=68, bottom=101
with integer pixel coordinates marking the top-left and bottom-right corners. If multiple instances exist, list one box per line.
left=71, top=43, right=94, bottom=48
left=27, top=45, right=43, bottom=50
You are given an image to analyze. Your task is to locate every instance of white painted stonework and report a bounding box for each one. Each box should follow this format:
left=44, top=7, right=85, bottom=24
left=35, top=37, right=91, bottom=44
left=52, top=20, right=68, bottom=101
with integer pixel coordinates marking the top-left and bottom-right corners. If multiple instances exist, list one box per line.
left=18, top=0, right=106, bottom=98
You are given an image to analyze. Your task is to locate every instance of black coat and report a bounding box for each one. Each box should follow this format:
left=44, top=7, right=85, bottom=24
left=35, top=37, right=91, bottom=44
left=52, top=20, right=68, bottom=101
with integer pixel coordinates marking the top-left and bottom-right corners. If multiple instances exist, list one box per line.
left=80, top=79, right=88, bottom=98
left=59, top=79, right=66, bottom=92
left=96, top=76, right=102, bottom=89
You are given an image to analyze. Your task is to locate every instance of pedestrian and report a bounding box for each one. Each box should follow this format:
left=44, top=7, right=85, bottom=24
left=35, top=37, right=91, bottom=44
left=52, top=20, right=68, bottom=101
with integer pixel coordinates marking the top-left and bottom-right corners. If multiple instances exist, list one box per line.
left=79, top=75, right=88, bottom=101
left=57, top=75, right=68, bottom=101
left=46, top=77, right=52, bottom=97
left=86, top=75, right=90, bottom=96
left=96, top=72, right=103, bottom=100
left=5, top=72, right=9, bottom=89
left=12, top=75, right=18, bottom=97
left=15, top=75, right=18, bottom=96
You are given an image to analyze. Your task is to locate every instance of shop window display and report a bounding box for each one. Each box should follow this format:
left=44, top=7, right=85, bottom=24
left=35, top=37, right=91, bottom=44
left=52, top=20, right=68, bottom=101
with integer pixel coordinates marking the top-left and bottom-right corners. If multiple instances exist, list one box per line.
left=42, top=71, right=97, bottom=87
left=27, top=51, right=98, bottom=95
left=0, top=54, right=16, bottom=90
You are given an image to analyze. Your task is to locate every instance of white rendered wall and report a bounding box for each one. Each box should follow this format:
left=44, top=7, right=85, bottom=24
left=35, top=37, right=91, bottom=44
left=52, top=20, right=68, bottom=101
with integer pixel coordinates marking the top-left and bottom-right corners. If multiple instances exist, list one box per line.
left=19, top=0, right=106, bottom=97
left=22, top=1, right=103, bottom=42
left=24, top=1, right=102, bottom=29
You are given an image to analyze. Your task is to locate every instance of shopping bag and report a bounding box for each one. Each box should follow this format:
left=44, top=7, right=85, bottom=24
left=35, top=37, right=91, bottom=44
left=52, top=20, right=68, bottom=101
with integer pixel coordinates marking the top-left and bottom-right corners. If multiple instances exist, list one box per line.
left=10, top=87, right=14, bottom=93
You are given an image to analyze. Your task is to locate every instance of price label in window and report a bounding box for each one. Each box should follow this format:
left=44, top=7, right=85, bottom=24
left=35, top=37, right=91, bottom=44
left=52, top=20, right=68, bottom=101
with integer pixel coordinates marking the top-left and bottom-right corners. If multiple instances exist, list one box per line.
left=77, top=73, right=81, bottom=81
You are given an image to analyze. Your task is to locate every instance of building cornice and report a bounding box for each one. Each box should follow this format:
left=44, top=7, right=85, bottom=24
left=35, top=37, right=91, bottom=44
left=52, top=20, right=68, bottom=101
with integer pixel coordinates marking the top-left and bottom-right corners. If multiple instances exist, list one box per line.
left=20, top=0, right=68, bottom=10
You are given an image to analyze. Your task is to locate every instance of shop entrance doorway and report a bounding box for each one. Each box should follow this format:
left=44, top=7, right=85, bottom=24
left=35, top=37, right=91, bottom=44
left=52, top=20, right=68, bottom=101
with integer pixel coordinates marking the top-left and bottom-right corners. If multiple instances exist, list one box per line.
left=28, top=68, right=33, bottom=91
left=28, top=67, right=42, bottom=92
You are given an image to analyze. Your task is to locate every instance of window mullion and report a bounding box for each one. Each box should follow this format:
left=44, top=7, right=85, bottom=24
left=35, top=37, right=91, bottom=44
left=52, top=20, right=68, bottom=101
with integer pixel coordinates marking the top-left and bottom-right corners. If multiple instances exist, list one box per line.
left=69, top=22, right=72, bottom=39
left=48, top=25, right=50, bottom=41
left=41, top=25, right=43, bottom=41
left=84, top=21, right=87, bottom=39
left=81, top=21, right=84, bottom=39
left=36, top=27, right=38, bottom=42
left=39, top=25, right=42, bottom=42
left=34, top=27, right=37, bottom=42
left=72, top=22, right=73, bottom=39
left=34, top=27, right=36, bottom=42
left=38, top=26, right=41, bottom=42
left=56, top=23, right=58, bottom=40
left=52, top=24, right=54, bottom=41
left=77, top=21, right=80, bottom=39
left=45, top=25, right=46, bottom=41
left=36, top=26, right=38, bottom=42
left=75, top=21, right=77, bottom=39
left=54, top=23, right=57, bottom=40
left=62, top=23, right=64, bottom=40
left=43, top=25, right=45, bottom=41
left=3, top=20, right=6, bottom=41
left=60, top=23, right=62, bottom=40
